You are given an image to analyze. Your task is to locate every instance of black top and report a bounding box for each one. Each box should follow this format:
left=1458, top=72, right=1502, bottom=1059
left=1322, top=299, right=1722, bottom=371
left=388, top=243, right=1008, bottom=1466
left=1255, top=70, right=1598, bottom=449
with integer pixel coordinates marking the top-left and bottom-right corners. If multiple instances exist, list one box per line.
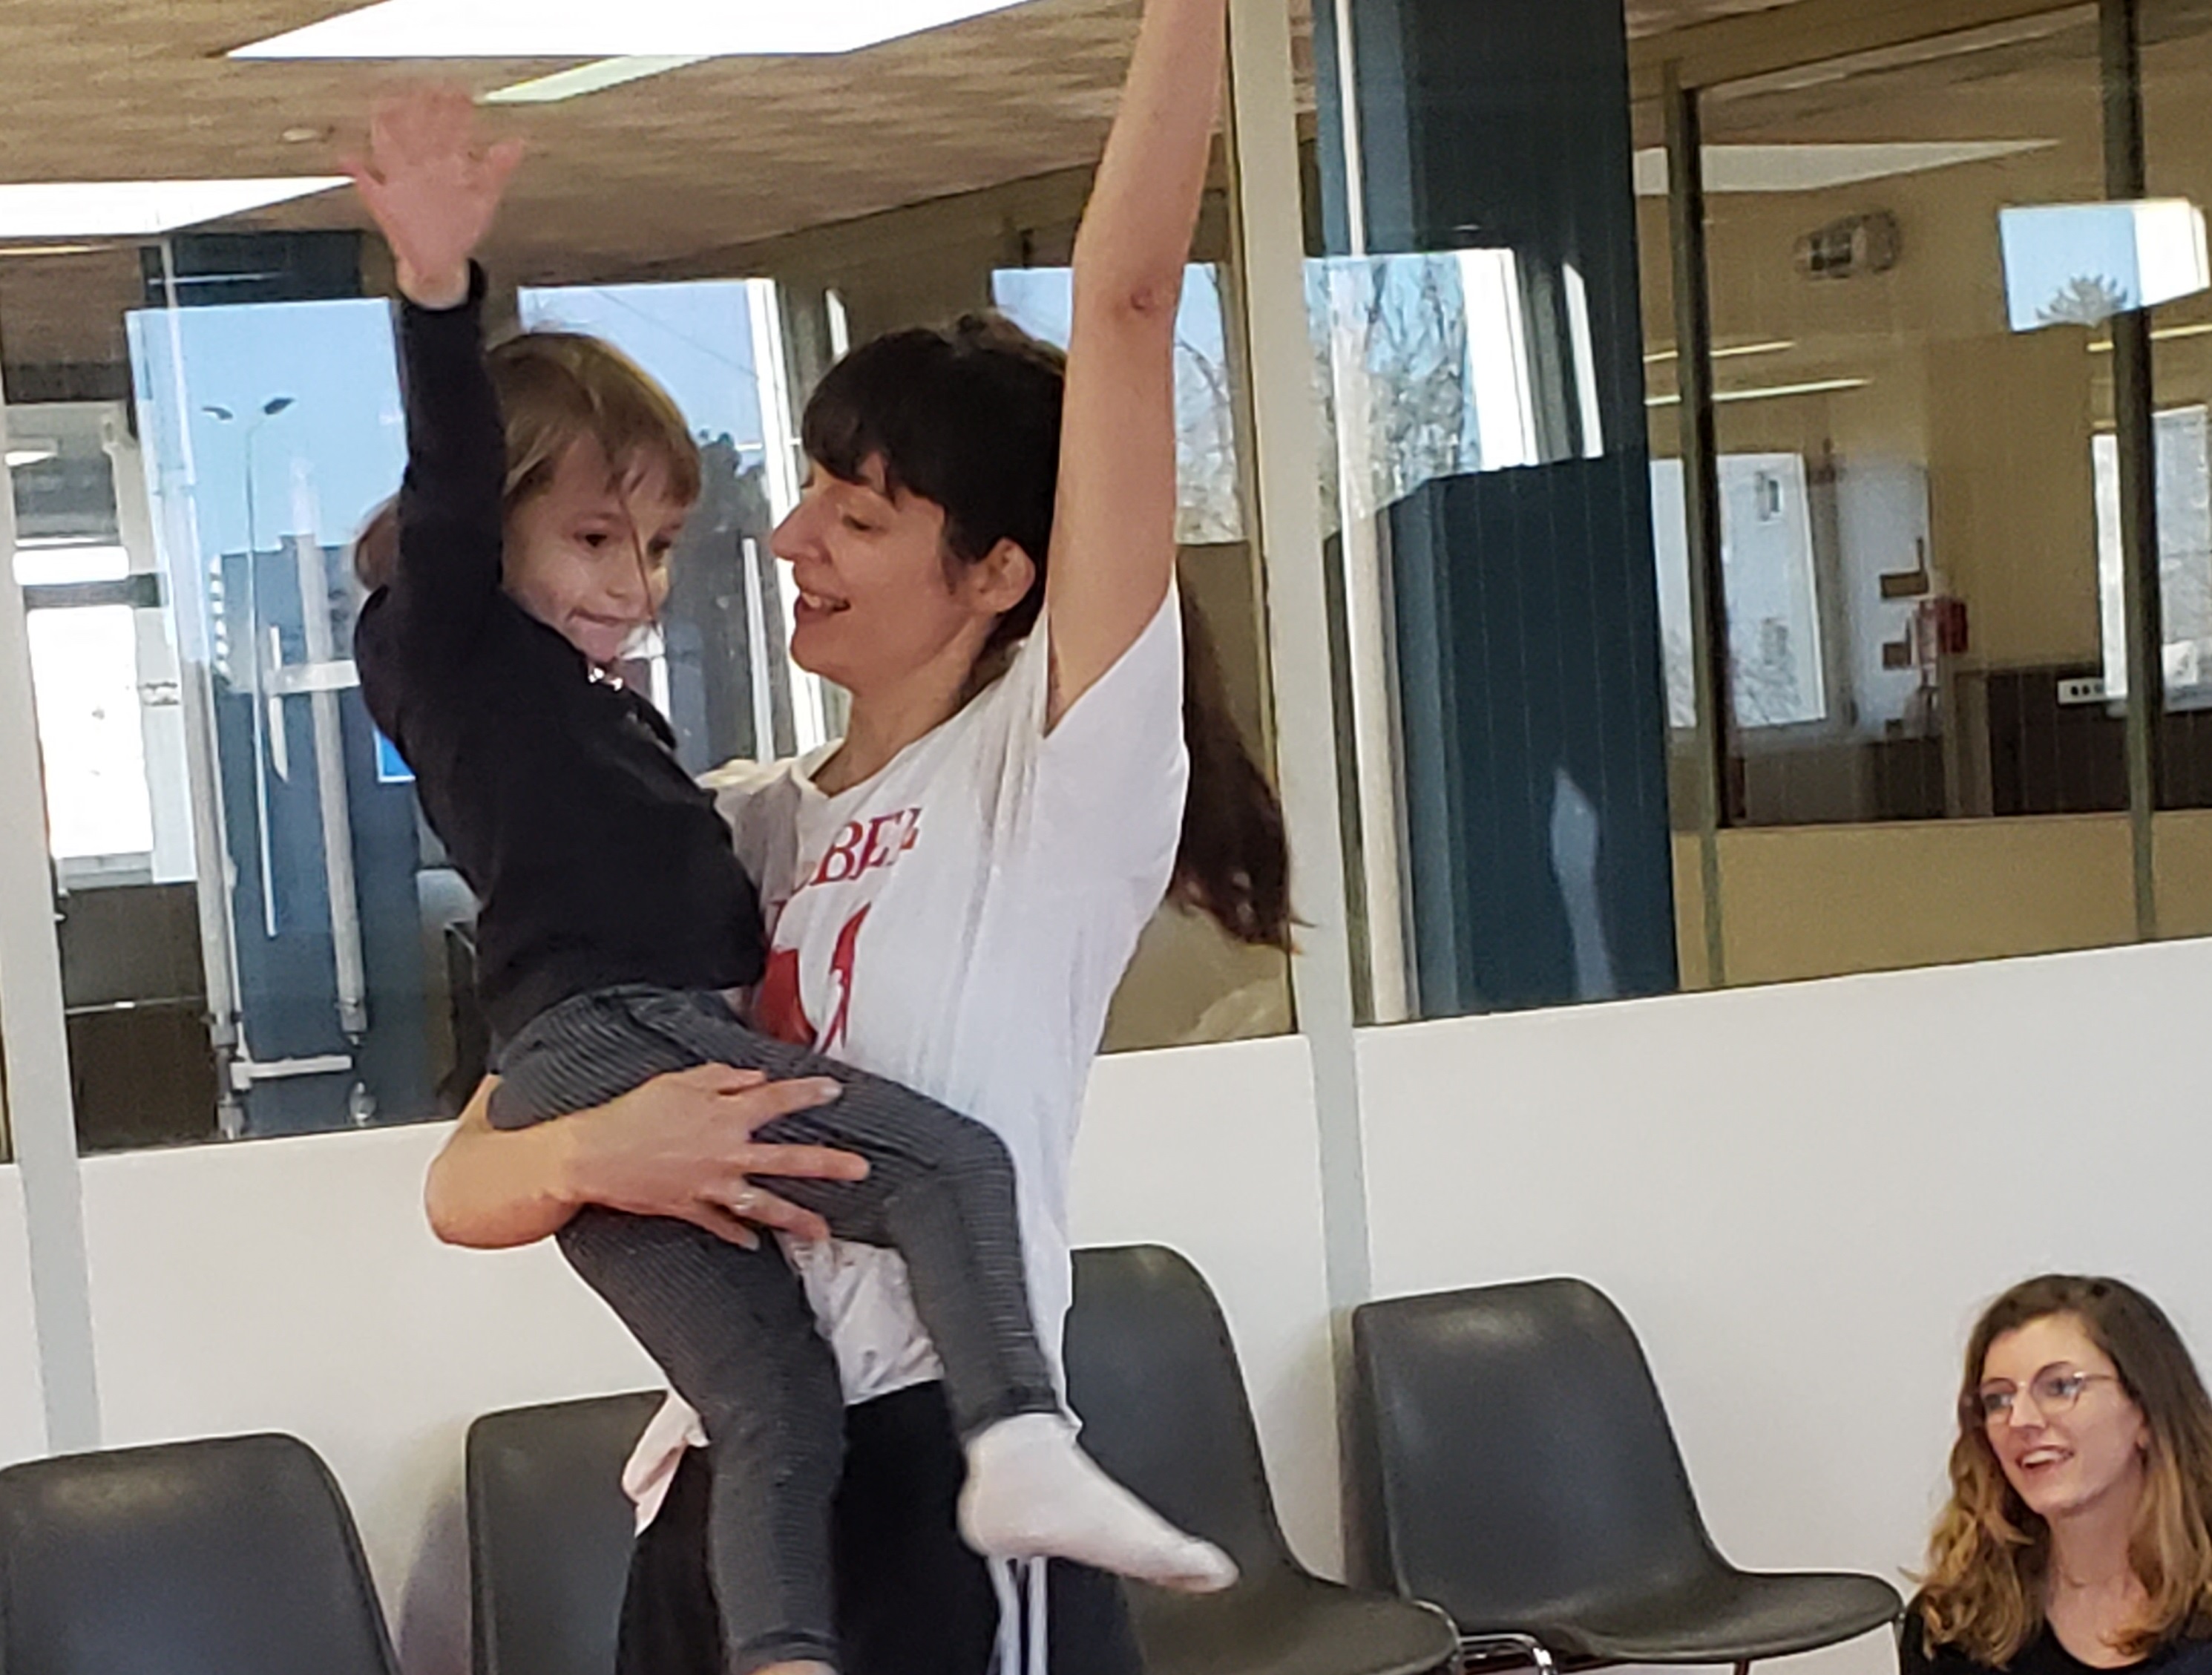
left=1901, top=1613, right=2212, bottom=1675
left=355, top=271, right=765, bottom=1051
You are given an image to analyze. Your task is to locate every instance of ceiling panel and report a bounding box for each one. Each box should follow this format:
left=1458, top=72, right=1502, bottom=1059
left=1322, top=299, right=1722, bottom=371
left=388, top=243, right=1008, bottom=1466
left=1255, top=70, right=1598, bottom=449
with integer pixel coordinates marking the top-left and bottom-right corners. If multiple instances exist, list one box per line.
left=0, top=0, right=1797, bottom=367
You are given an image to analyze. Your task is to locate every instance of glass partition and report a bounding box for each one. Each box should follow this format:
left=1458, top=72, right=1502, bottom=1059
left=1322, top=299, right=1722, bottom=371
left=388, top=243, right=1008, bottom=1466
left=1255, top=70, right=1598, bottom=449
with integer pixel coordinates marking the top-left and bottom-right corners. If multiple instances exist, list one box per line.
left=0, top=20, right=1288, bottom=1151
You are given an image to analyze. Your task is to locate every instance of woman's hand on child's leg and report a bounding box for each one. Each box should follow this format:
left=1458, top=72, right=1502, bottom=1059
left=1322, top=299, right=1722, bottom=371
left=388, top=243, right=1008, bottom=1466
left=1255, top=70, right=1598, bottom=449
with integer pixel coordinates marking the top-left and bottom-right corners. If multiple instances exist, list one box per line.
left=342, top=85, right=522, bottom=309
left=560, top=1063, right=864, bottom=1250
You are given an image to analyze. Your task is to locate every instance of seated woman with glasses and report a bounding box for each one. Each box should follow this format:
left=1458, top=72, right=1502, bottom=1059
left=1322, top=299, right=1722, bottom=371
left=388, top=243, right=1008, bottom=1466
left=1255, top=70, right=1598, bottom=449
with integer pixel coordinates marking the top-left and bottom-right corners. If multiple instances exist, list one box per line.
left=1904, top=1276, right=2212, bottom=1675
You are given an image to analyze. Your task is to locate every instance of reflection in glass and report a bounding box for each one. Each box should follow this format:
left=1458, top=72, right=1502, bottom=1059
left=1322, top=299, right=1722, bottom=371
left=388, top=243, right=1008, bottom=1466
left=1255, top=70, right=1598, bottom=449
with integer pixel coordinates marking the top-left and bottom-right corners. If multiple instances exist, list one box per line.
left=2000, top=199, right=2210, bottom=330
left=518, top=279, right=824, bottom=765
left=993, top=263, right=1246, bottom=544
left=1699, top=8, right=2121, bottom=829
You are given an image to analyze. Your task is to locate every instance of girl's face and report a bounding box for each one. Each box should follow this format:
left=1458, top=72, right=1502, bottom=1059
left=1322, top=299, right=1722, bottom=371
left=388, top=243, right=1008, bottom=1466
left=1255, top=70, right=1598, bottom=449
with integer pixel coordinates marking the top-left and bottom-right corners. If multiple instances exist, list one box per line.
left=505, top=439, right=687, bottom=668
left=770, top=456, right=1033, bottom=698
left=1977, top=1312, right=2150, bottom=1526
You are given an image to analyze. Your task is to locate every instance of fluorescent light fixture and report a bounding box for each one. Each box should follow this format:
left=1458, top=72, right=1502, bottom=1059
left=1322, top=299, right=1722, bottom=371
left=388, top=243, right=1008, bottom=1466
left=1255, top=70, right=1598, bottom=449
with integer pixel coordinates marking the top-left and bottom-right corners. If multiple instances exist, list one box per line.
left=0, top=243, right=102, bottom=258
left=4, top=446, right=59, bottom=468
left=2089, top=320, right=2212, bottom=352
left=1646, top=378, right=1871, bottom=409
left=1644, top=338, right=1795, bottom=366
left=485, top=54, right=709, bottom=102
left=0, top=179, right=347, bottom=240
left=2000, top=199, right=2210, bottom=331
left=1634, top=140, right=2054, bottom=197
left=233, top=0, right=1030, bottom=59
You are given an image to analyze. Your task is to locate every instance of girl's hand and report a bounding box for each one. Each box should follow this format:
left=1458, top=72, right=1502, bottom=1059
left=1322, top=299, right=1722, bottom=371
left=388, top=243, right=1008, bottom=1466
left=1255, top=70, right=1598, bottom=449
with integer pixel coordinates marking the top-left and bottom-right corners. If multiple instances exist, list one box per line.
left=343, top=86, right=524, bottom=310
left=558, top=1063, right=870, bottom=1249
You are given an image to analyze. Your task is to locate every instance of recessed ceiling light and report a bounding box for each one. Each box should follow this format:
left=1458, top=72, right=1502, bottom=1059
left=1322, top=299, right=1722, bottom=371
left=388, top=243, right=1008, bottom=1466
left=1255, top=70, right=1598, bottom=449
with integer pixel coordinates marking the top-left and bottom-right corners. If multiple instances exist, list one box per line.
left=282, top=125, right=332, bottom=143
left=484, top=54, right=708, bottom=103
left=0, top=179, right=349, bottom=240
left=232, top=0, right=1031, bottom=59
left=1634, top=141, right=2055, bottom=196
left=1644, top=338, right=1795, bottom=365
left=1646, top=378, right=1871, bottom=409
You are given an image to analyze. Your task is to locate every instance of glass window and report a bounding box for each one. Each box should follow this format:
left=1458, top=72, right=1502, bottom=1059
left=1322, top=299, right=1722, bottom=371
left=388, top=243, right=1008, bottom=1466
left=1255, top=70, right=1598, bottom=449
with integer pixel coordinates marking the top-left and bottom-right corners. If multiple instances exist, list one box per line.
left=1674, top=9, right=2146, bottom=985
left=0, top=23, right=1288, bottom=1152
left=2140, top=0, right=2212, bottom=931
left=1303, top=0, right=1681, bottom=1021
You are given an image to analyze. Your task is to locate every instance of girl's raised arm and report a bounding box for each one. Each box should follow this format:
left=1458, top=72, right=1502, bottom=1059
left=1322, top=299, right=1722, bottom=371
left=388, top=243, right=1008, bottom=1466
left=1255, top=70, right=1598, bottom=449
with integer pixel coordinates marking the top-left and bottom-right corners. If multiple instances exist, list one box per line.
left=1043, top=0, right=1228, bottom=724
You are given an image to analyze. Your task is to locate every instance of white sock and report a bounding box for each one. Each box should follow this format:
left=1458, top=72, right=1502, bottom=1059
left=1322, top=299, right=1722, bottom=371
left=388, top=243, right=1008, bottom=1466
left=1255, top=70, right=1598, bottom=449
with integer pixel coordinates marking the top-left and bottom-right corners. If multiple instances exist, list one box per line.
left=956, top=1413, right=1238, bottom=1594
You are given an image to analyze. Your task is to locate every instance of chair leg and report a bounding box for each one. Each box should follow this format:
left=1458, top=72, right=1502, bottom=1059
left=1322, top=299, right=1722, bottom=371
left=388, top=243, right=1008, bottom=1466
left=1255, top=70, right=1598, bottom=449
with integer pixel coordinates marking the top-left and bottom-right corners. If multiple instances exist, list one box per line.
left=1457, top=1633, right=1557, bottom=1675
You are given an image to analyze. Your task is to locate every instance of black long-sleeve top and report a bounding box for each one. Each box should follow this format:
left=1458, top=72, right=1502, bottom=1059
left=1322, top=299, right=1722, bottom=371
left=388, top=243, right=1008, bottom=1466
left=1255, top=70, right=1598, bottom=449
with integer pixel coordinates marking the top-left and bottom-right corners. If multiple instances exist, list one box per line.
left=1900, top=1599, right=2212, bottom=1675
left=355, top=271, right=765, bottom=1052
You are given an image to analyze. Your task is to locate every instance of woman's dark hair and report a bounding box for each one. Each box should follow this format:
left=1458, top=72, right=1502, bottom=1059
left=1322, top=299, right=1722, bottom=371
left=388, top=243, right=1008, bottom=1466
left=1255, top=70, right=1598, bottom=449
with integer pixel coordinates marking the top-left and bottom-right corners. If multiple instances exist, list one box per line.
left=804, top=313, right=1291, bottom=950
left=1916, top=1275, right=2212, bottom=1664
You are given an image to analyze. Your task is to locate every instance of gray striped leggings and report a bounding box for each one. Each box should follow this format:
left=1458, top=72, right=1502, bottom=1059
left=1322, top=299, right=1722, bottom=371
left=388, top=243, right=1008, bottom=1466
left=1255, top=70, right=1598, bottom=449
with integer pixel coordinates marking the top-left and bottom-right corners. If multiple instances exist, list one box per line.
left=488, top=985, right=1061, bottom=1675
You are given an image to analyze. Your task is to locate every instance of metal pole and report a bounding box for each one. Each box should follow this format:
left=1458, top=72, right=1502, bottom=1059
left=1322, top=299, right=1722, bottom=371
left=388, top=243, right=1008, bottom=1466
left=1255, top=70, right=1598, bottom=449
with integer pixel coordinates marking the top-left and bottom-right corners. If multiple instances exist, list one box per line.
left=0, top=305, right=103, bottom=1449
left=2102, top=0, right=2162, bottom=940
left=1664, top=66, right=1732, bottom=989
left=291, top=530, right=368, bottom=1038
left=1226, top=0, right=1372, bottom=1317
left=242, top=419, right=280, bottom=937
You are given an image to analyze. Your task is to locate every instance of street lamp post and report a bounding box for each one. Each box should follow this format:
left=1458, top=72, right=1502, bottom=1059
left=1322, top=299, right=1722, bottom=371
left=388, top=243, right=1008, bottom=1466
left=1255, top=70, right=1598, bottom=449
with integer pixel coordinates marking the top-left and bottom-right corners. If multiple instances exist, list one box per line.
left=203, top=397, right=295, bottom=940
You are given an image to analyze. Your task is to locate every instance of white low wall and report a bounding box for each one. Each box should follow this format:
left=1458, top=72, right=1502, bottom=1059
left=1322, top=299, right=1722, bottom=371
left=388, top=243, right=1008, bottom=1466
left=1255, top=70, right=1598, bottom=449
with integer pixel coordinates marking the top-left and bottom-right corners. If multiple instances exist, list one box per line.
left=1071, top=1033, right=1339, bottom=1577
left=39, top=932, right=2212, bottom=1675
left=79, top=1125, right=656, bottom=1675
left=0, top=1166, right=46, bottom=1466
left=68, top=1033, right=1336, bottom=1674
left=1357, top=936, right=2212, bottom=1675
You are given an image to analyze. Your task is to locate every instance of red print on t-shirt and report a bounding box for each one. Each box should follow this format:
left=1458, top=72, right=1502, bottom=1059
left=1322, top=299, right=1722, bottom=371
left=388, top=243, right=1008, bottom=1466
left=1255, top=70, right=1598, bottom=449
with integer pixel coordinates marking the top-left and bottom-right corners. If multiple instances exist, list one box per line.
left=821, top=905, right=870, bottom=1052
left=804, top=808, right=922, bottom=891
left=755, top=946, right=814, bottom=1047
left=755, top=807, right=916, bottom=1050
left=754, top=904, right=873, bottom=1052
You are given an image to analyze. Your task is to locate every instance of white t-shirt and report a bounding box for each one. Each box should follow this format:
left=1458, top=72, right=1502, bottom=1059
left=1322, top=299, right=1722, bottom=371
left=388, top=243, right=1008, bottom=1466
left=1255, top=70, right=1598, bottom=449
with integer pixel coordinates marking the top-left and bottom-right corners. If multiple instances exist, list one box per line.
left=623, top=594, right=1187, bottom=1519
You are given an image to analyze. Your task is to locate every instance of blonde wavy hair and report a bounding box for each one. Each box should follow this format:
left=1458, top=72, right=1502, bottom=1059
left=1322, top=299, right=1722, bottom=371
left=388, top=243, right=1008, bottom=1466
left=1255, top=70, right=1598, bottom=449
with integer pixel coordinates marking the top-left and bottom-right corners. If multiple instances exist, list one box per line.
left=1914, top=1276, right=2212, bottom=1665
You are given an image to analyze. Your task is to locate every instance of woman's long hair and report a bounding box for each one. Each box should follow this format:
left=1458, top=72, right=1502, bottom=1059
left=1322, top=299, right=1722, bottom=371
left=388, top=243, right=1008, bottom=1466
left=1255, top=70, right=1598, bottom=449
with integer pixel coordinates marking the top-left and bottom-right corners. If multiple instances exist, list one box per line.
left=1914, top=1276, right=2212, bottom=1665
left=801, top=312, right=1292, bottom=951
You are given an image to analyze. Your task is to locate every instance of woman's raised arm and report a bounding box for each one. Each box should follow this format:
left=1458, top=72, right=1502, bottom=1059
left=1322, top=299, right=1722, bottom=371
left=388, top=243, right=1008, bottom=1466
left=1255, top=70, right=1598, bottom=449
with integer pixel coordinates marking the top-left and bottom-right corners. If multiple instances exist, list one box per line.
left=424, top=1066, right=867, bottom=1250
left=1043, top=0, right=1228, bottom=723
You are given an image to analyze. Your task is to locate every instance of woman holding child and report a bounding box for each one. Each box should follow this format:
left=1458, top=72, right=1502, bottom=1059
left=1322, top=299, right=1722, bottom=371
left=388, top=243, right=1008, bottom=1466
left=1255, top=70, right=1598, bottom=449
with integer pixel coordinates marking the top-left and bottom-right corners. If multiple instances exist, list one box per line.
left=386, top=0, right=1284, bottom=1662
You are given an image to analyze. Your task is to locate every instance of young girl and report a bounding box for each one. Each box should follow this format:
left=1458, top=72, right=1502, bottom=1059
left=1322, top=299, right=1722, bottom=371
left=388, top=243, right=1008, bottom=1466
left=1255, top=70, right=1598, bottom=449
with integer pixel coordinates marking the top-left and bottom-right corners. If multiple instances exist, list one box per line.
left=347, top=87, right=1233, bottom=1675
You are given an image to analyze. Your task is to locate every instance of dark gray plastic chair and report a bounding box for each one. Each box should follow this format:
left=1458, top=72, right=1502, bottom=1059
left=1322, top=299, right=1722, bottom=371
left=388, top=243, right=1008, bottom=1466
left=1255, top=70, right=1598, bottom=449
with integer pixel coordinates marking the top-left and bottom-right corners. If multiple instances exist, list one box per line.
left=1350, top=1278, right=1901, bottom=1675
left=466, top=1388, right=665, bottom=1675
left=1068, top=1244, right=1459, bottom=1675
left=0, top=1431, right=400, bottom=1675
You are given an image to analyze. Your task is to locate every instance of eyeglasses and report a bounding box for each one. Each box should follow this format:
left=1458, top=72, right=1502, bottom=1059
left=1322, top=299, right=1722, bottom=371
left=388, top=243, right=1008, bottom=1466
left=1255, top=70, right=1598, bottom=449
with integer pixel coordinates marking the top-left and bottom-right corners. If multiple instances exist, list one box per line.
left=1969, top=1366, right=2121, bottom=1426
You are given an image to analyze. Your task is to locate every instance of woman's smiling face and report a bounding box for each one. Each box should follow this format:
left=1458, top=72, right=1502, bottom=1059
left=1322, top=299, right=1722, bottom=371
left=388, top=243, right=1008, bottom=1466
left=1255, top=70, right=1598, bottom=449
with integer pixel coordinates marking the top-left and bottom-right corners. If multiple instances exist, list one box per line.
left=770, top=455, right=1032, bottom=696
left=1978, top=1312, right=2150, bottom=1526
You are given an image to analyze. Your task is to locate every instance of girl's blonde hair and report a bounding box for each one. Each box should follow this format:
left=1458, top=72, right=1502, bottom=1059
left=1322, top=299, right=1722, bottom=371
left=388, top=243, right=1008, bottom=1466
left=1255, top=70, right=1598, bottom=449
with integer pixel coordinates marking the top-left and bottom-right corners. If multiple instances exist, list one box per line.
left=355, top=330, right=700, bottom=591
left=1914, top=1276, right=2212, bottom=1665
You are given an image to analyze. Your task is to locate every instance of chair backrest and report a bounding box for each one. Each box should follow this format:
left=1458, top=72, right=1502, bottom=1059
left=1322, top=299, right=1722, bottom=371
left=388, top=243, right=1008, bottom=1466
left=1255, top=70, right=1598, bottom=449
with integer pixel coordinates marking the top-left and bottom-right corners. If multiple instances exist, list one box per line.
left=466, top=1389, right=665, bottom=1675
left=0, top=1432, right=398, bottom=1675
left=1351, top=1276, right=1724, bottom=1630
left=1063, top=1244, right=1294, bottom=1581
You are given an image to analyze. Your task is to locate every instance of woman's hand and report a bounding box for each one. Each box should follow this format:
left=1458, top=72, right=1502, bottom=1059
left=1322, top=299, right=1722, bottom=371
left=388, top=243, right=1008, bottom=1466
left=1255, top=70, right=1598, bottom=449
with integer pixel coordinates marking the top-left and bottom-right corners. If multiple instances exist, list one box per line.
left=425, top=1066, right=868, bottom=1251
left=560, top=1063, right=867, bottom=1248
left=343, top=86, right=523, bottom=310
